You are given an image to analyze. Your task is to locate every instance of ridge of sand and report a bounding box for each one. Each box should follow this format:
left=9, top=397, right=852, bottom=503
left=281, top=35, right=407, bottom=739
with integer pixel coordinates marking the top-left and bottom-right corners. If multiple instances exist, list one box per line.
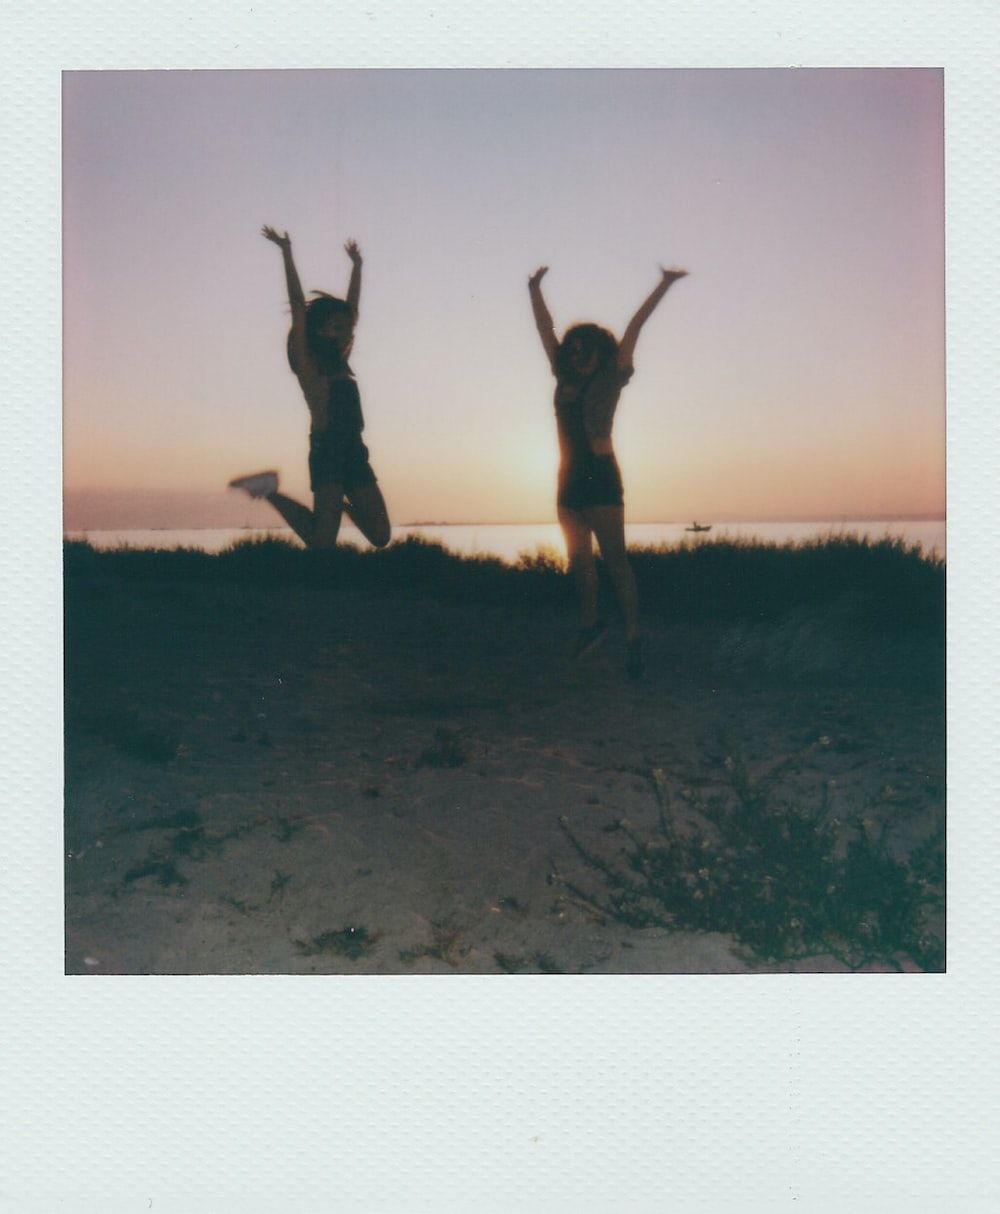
left=65, top=572, right=943, bottom=974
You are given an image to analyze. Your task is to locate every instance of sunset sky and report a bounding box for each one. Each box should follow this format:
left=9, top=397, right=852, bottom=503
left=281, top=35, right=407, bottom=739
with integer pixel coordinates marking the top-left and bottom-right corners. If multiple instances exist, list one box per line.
left=63, top=68, right=945, bottom=526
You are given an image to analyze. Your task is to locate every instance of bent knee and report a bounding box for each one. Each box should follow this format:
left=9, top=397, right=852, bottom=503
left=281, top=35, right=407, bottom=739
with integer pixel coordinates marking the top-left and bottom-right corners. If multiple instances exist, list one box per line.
left=369, top=527, right=391, bottom=549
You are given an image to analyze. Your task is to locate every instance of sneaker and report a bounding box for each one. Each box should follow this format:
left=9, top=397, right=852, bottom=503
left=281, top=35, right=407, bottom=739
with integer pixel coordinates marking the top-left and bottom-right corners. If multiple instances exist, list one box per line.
left=625, top=638, right=644, bottom=680
left=571, top=620, right=608, bottom=661
left=228, top=470, right=278, bottom=498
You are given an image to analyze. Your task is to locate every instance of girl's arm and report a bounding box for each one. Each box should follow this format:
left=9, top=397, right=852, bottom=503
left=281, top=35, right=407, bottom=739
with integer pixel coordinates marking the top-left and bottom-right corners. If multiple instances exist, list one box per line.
left=345, top=240, right=362, bottom=316
left=262, top=225, right=310, bottom=370
left=617, top=267, right=688, bottom=370
left=528, top=266, right=558, bottom=371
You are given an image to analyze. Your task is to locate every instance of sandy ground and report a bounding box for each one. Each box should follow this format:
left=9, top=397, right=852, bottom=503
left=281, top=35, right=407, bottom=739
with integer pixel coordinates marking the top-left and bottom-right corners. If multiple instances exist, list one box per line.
left=64, top=566, right=944, bottom=974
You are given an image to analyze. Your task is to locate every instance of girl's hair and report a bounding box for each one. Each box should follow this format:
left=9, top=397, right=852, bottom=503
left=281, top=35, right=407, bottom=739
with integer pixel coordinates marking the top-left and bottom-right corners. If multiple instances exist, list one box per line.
left=287, top=293, right=357, bottom=374
left=555, top=323, right=618, bottom=380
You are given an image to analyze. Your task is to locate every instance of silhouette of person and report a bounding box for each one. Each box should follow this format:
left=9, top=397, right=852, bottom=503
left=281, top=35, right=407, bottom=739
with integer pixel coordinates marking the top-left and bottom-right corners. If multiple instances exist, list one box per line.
left=228, top=227, right=391, bottom=549
left=528, top=264, right=688, bottom=677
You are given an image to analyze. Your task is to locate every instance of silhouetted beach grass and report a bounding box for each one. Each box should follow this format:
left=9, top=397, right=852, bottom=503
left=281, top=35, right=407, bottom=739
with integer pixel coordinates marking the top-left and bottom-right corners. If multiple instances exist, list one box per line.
left=64, top=532, right=943, bottom=638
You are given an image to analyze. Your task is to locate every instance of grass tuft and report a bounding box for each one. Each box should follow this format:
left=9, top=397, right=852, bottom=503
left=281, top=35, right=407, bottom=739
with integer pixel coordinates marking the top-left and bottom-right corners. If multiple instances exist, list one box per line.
left=399, top=920, right=470, bottom=967
left=554, top=755, right=944, bottom=971
left=297, top=925, right=381, bottom=960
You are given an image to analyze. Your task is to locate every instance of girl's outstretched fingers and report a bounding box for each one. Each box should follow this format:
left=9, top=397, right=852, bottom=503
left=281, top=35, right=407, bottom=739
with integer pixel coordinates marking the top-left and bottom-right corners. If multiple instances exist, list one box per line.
left=344, top=239, right=362, bottom=264
left=262, top=225, right=290, bottom=247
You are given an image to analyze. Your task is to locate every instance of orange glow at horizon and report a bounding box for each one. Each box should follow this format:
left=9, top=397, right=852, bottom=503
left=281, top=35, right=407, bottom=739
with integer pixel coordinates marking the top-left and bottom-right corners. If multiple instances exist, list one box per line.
left=63, top=69, right=944, bottom=529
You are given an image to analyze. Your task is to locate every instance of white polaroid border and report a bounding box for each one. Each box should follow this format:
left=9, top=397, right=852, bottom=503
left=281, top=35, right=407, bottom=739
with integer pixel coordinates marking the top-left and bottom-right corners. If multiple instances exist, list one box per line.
left=3, top=3, right=997, bottom=1211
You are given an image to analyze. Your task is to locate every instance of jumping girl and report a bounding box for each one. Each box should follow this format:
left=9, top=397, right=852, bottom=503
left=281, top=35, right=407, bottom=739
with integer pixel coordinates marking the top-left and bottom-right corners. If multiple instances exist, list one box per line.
left=228, top=227, right=391, bottom=549
left=528, top=264, right=688, bottom=678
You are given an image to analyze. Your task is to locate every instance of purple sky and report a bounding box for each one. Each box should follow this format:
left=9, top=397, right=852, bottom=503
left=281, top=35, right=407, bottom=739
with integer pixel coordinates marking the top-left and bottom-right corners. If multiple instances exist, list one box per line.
left=63, top=69, right=944, bottom=525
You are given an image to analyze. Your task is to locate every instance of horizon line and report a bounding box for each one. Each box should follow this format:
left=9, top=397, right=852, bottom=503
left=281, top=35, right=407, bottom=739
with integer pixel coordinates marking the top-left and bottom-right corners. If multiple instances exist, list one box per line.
left=64, top=513, right=947, bottom=531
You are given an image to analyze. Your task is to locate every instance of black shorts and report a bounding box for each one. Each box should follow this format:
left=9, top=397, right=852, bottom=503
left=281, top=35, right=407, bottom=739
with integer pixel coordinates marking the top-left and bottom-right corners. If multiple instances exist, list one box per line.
left=308, top=430, right=377, bottom=493
left=557, top=452, right=624, bottom=511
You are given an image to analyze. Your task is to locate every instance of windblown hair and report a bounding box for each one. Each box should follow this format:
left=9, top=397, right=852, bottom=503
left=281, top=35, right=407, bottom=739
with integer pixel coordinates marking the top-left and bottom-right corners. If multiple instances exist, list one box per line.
left=554, top=323, right=618, bottom=381
left=287, top=293, right=357, bottom=375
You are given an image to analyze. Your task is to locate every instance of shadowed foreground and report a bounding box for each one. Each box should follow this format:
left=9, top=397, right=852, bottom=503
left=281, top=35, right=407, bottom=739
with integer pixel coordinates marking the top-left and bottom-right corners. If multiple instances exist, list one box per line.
left=64, top=536, right=944, bottom=974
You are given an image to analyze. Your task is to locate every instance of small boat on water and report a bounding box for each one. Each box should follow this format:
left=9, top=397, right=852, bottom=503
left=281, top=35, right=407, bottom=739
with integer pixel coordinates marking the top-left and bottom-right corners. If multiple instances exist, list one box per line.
left=684, top=521, right=712, bottom=532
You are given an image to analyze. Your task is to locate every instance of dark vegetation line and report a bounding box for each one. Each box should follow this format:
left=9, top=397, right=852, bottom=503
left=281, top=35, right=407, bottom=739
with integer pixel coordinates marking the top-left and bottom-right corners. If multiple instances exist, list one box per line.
left=65, top=533, right=944, bottom=635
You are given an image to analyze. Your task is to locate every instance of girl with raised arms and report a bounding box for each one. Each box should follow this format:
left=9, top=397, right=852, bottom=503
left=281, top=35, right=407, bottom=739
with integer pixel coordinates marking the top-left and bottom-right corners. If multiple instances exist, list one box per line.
left=528, top=264, right=688, bottom=678
left=229, top=227, right=391, bottom=549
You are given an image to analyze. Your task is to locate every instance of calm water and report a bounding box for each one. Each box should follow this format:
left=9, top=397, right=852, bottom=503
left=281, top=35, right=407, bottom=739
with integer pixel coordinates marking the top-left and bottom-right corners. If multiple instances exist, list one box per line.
left=65, top=519, right=946, bottom=563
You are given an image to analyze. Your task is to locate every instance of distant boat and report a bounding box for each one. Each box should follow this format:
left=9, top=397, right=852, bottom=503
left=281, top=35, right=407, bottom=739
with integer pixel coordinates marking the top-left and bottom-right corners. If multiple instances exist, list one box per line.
left=685, top=521, right=712, bottom=532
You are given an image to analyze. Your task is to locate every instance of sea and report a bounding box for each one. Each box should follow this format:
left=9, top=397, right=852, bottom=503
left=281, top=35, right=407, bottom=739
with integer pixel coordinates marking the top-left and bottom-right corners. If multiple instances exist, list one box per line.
left=65, top=519, right=946, bottom=564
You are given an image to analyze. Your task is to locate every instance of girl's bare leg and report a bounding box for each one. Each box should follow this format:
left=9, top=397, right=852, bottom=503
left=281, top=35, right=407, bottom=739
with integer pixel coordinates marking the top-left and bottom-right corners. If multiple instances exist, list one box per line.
left=263, top=485, right=343, bottom=549
left=264, top=491, right=315, bottom=546
left=558, top=506, right=599, bottom=627
left=343, top=482, right=392, bottom=548
left=309, top=484, right=346, bottom=549
left=264, top=483, right=388, bottom=550
left=584, top=504, right=640, bottom=641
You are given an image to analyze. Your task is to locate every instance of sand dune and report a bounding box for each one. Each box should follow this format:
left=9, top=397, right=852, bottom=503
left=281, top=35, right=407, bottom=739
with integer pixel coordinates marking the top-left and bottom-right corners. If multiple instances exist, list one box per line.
left=64, top=540, right=944, bottom=974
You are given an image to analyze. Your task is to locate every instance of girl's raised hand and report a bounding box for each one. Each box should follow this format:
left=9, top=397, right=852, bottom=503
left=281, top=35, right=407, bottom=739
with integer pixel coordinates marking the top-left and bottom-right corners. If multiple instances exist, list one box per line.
left=660, top=266, right=688, bottom=285
left=262, top=225, right=291, bottom=248
left=344, top=239, right=363, bottom=265
left=528, top=266, right=549, bottom=287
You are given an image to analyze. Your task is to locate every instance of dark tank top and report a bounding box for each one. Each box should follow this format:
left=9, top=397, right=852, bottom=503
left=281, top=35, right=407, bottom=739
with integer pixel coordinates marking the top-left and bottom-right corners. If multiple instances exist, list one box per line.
left=324, top=375, right=365, bottom=441
left=554, top=390, right=591, bottom=467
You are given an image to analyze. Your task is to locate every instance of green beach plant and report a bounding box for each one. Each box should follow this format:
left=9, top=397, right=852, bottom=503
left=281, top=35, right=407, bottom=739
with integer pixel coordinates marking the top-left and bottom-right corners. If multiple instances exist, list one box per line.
left=398, top=920, right=471, bottom=967
left=552, top=758, right=944, bottom=971
left=296, top=925, right=381, bottom=960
